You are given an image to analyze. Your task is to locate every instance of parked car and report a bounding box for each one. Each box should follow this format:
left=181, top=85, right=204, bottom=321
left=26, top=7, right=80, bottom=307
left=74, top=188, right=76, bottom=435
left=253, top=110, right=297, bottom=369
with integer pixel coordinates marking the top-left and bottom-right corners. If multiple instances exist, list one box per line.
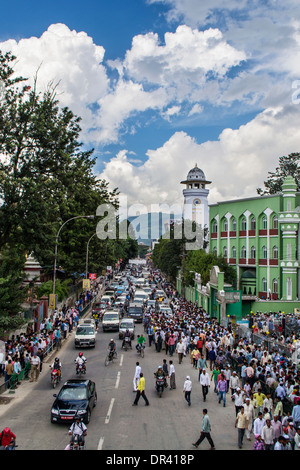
left=51, top=379, right=97, bottom=424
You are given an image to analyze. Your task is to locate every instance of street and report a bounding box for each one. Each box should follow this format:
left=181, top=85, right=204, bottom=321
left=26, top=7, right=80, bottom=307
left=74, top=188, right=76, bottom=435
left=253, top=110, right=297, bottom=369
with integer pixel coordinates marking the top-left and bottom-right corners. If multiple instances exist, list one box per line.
left=0, top=317, right=253, bottom=451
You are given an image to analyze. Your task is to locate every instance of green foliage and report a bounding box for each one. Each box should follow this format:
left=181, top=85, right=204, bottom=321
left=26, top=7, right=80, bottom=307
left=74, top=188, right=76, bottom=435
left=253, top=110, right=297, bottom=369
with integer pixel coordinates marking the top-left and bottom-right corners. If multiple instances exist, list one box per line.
left=0, top=246, right=27, bottom=335
left=37, top=278, right=72, bottom=302
left=257, top=152, right=300, bottom=195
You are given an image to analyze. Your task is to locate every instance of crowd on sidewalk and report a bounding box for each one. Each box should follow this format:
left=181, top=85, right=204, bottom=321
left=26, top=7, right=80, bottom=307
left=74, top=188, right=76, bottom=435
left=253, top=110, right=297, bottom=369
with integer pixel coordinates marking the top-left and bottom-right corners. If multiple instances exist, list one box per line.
left=0, top=285, right=99, bottom=388
left=141, top=271, right=300, bottom=450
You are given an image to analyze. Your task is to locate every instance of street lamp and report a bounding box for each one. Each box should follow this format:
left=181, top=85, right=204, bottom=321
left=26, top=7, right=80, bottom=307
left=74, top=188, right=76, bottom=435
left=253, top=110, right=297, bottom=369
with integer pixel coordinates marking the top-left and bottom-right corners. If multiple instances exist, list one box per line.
left=86, top=232, right=97, bottom=279
left=53, top=215, right=95, bottom=296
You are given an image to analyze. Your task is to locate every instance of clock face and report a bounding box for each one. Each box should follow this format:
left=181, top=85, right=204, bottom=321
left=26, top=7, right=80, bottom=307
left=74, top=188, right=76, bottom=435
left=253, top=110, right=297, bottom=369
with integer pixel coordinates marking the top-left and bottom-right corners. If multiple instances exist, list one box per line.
left=193, top=198, right=201, bottom=206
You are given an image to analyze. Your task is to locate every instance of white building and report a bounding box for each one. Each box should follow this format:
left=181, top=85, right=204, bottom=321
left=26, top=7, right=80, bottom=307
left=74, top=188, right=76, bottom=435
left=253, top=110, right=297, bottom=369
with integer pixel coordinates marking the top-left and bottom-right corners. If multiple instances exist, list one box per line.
left=181, top=164, right=211, bottom=230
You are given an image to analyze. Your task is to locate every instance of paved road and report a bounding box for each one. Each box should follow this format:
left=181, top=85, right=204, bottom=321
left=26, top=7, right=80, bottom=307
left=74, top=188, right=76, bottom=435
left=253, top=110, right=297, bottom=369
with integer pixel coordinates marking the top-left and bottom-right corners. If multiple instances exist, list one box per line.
left=0, top=315, right=254, bottom=451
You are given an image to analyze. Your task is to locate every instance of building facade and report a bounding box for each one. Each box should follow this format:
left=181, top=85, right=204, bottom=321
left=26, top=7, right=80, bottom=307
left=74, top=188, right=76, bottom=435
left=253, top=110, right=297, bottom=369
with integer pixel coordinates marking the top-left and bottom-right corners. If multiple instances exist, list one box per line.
left=209, top=176, right=300, bottom=315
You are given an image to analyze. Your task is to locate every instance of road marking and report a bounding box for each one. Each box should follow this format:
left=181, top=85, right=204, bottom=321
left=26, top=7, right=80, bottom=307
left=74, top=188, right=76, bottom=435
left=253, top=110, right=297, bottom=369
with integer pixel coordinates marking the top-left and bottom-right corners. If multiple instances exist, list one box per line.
left=97, top=437, right=104, bottom=450
left=105, top=398, right=115, bottom=424
left=115, top=371, right=121, bottom=389
left=120, top=354, right=124, bottom=366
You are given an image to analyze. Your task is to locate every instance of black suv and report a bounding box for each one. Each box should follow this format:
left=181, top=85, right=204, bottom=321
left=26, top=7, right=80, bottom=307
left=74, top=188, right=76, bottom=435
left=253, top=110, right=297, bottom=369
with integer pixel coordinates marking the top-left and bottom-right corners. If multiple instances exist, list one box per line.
left=128, top=305, right=143, bottom=323
left=51, top=379, right=97, bottom=424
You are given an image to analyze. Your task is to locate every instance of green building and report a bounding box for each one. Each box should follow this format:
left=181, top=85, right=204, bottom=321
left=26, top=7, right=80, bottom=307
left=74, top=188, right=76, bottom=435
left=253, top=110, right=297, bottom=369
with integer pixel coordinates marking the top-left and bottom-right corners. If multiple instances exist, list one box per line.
left=208, top=175, right=300, bottom=317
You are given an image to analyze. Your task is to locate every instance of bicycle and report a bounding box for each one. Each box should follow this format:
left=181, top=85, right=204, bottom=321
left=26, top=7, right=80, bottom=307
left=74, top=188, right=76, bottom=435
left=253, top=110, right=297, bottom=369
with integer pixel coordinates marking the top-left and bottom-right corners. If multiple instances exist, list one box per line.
left=105, top=350, right=117, bottom=366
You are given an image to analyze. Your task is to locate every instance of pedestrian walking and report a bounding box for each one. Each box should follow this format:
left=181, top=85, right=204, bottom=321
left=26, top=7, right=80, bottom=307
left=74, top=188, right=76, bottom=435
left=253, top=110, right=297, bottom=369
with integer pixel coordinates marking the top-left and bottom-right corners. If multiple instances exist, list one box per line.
left=183, top=375, right=192, bottom=406
left=132, top=373, right=150, bottom=406
left=217, top=373, right=227, bottom=407
left=199, top=369, right=210, bottom=402
left=192, top=409, right=215, bottom=450
left=169, top=360, right=176, bottom=389
left=30, top=353, right=41, bottom=382
left=176, top=339, right=184, bottom=364
left=235, top=406, right=249, bottom=449
left=133, top=362, right=142, bottom=392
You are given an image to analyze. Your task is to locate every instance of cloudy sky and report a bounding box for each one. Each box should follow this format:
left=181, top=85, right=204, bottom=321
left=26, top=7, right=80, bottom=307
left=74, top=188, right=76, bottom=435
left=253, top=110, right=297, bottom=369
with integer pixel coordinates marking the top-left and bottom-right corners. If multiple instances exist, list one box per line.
left=1, top=0, right=300, bottom=210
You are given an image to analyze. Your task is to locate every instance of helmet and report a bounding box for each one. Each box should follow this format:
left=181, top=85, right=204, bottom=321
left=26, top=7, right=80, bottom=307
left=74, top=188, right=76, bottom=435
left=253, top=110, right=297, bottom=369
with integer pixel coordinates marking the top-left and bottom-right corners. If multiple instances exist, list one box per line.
left=55, top=357, right=59, bottom=362
left=79, top=352, right=83, bottom=357
left=110, top=339, right=114, bottom=342
left=3, top=428, right=10, bottom=435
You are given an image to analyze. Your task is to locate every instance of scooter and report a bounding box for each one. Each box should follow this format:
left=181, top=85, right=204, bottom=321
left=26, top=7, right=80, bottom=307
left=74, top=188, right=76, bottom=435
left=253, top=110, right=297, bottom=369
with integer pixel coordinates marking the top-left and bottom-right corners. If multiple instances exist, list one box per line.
left=122, top=336, right=132, bottom=351
left=69, top=434, right=85, bottom=450
left=155, top=376, right=165, bottom=397
left=50, top=367, right=60, bottom=388
left=75, top=361, right=86, bottom=376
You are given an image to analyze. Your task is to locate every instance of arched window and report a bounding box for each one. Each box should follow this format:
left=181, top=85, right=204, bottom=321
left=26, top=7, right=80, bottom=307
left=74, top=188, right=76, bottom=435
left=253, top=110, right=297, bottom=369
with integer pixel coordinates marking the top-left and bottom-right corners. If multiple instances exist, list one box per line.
left=232, top=218, right=237, bottom=231
left=213, top=247, right=217, bottom=256
left=262, top=216, right=267, bottom=230
left=241, top=246, right=246, bottom=258
left=250, top=217, right=256, bottom=230
left=272, top=278, right=278, bottom=293
left=262, top=278, right=267, bottom=292
left=241, top=217, right=247, bottom=230
left=232, top=246, right=236, bottom=258
left=212, top=220, right=218, bottom=233
left=223, top=246, right=227, bottom=257
left=273, top=216, right=278, bottom=229
left=262, top=246, right=267, bottom=259
left=251, top=246, right=256, bottom=258
left=223, top=219, right=228, bottom=231
left=273, top=246, right=278, bottom=259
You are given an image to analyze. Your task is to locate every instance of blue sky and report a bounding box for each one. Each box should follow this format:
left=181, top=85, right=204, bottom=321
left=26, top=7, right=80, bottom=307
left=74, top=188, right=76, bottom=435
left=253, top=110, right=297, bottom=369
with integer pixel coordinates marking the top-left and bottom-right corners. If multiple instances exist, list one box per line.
left=1, top=0, right=300, bottom=208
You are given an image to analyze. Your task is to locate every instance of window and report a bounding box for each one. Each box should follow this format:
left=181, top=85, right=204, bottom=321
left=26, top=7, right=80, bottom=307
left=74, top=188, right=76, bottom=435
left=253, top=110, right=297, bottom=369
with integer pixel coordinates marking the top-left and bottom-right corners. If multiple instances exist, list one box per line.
left=262, top=216, right=267, bottom=229
left=241, top=246, right=246, bottom=258
left=272, top=278, right=278, bottom=293
left=223, top=246, right=227, bottom=257
left=273, top=246, right=278, bottom=259
left=224, top=219, right=228, bottom=231
left=251, top=246, right=256, bottom=258
left=262, top=278, right=267, bottom=292
left=232, top=246, right=236, bottom=258
left=287, top=243, right=291, bottom=260
left=212, top=220, right=218, bottom=233
left=213, top=247, right=217, bottom=256
left=262, top=246, right=267, bottom=259
left=232, top=218, right=237, bottom=231
left=250, top=217, right=256, bottom=230
left=241, top=218, right=247, bottom=230
left=273, top=216, right=278, bottom=229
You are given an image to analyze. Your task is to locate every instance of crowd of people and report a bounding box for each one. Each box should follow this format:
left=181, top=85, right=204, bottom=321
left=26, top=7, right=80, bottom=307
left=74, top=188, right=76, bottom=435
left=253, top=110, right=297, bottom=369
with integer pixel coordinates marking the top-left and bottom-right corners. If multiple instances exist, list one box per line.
left=141, top=270, right=300, bottom=450
left=0, top=285, right=99, bottom=388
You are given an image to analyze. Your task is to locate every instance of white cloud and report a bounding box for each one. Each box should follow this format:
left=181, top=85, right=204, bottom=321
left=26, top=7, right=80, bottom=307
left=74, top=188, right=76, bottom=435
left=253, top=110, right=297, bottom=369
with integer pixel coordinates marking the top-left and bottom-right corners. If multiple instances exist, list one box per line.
left=99, top=104, right=300, bottom=208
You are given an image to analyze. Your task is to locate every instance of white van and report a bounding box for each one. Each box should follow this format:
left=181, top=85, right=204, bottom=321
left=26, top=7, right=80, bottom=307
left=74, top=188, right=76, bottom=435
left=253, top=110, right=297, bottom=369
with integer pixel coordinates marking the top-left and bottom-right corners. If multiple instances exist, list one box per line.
left=75, top=324, right=96, bottom=348
left=102, top=310, right=120, bottom=332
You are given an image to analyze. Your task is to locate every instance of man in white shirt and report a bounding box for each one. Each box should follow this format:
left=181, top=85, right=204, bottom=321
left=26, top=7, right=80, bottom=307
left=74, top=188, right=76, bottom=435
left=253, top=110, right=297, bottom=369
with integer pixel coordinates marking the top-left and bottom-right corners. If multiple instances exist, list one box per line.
left=261, top=419, right=275, bottom=450
left=133, top=362, right=142, bottom=392
left=183, top=376, right=192, bottom=406
left=253, top=412, right=266, bottom=437
left=199, top=369, right=210, bottom=402
left=30, top=354, right=41, bottom=382
left=68, top=418, right=87, bottom=447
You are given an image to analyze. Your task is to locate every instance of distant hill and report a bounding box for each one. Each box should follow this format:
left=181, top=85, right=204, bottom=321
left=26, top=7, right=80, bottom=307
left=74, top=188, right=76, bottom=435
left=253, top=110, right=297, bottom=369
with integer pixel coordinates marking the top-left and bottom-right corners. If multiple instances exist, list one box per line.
left=127, top=212, right=181, bottom=245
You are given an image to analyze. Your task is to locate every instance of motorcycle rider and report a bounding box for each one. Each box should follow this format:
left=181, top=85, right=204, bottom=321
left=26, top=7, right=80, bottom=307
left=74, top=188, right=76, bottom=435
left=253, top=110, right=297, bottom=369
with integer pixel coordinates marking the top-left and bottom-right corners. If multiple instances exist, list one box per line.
left=154, top=365, right=167, bottom=388
left=50, top=357, right=62, bottom=378
left=75, top=352, right=86, bottom=374
left=0, top=427, right=16, bottom=450
left=122, top=329, right=132, bottom=349
left=107, top=339, right=116, bottom=360
left=68, top=417, right=87, bottom=448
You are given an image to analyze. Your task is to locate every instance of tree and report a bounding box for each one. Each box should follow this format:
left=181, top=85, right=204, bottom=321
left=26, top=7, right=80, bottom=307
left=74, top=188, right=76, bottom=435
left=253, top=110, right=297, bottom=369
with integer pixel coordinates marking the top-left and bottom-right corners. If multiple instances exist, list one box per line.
left=0, top=50, right=119, bottom=276
left=0, top=246, right=27, bottom=336
left=257, top=152, right=300, bottom=195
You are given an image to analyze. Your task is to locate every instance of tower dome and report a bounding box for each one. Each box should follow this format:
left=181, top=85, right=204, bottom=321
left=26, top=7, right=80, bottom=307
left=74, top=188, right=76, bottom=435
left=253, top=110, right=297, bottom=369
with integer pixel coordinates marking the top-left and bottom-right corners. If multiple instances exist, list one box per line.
left=187, top=164, right=206, bottom=181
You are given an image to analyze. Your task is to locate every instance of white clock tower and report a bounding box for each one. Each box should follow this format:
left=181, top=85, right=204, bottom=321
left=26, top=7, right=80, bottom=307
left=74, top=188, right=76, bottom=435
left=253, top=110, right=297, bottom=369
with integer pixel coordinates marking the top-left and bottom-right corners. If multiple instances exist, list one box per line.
left=181, top=164, right=211, bottom=230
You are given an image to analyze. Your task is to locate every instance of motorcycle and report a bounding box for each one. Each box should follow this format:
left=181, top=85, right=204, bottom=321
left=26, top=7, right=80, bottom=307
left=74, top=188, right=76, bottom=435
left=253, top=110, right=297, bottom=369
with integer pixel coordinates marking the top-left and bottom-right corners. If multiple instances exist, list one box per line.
left=69, top=434, right=85, bottom=450
left=50, top=367, right=60, bottom=388
left=136, top=343, right=145, bottom=358
left=155, top=376, right=165, bottom=397
left=122, top=336, right=132, bottom=351
left=75, top=361, right=86, bottom=376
